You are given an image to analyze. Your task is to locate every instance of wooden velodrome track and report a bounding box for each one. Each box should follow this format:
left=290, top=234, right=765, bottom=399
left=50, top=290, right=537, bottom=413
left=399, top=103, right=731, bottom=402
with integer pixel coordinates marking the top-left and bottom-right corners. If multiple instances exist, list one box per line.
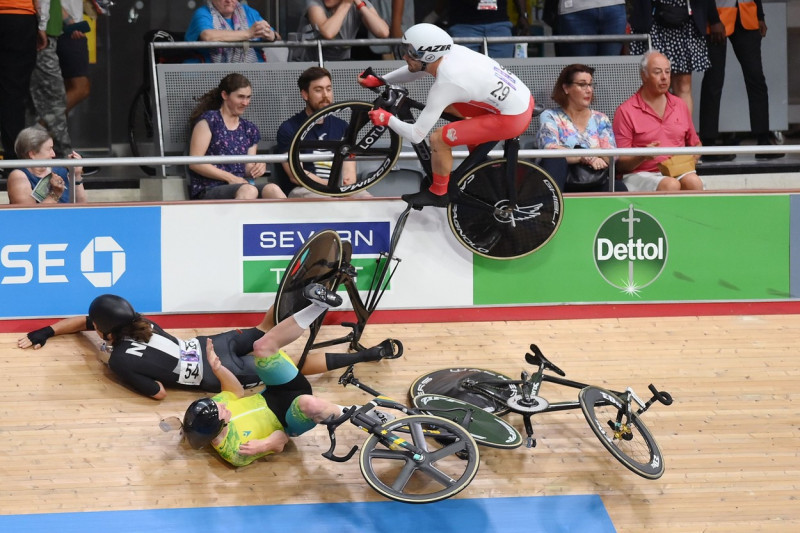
left=1, top=310, right=798, bottom=532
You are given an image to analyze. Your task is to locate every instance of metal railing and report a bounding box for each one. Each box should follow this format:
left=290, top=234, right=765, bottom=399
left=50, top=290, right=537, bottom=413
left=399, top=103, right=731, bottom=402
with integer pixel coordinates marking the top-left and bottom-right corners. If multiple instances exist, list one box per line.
left=152, top=33, right=652, bottom=66
left=2, top=144, right=795, bottom=202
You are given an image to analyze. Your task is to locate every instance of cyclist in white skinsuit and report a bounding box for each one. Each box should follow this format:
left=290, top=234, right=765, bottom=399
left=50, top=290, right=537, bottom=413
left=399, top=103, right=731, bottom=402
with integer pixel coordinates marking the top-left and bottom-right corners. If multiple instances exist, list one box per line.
left=359, top=23, right=534, bottom=208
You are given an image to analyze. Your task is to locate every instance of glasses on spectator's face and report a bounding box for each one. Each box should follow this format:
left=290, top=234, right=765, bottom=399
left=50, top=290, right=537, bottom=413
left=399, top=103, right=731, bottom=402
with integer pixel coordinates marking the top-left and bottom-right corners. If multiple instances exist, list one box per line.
left=570, top=81, right=594, bottom=90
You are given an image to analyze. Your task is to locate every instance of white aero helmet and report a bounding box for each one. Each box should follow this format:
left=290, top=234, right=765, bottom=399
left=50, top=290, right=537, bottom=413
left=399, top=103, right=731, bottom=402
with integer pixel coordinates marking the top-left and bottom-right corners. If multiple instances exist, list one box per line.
left=401, top=23, right=453, bottom=65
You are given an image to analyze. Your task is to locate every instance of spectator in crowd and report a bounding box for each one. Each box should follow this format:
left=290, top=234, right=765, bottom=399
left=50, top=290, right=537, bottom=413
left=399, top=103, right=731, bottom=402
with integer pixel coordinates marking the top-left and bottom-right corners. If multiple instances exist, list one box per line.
left=446, top=0, right=529, bottom=59
left=290, top=0, right=389, bottom=62
left=537, top=64, right=626, bottom=193
left=185, top=0, right=279, bottom=63
left=628, top=0, right=722, bottom=115
left=28, top=0, right=73, bottom=159
left=59, top=0, right=93, bottom=114
left=275, top=66, right=371, bottom=198
left=188, top=73, right=286, bottom=200
left=612, top=51, right=704, bottom=192
left=0, top=0, right=41, bottom=162
left=368, top=0, right=415, bottom=59
left=548, top=0, right=627, bottom=57
left=18, top=289, right=399, bottom=400
left=699, top=0, right=782, bottom=161
left=415, top=0, right=446, bottom=24
left=6, top=124, right=86, bottom=204
left=181, top=284, right=346, bottom=465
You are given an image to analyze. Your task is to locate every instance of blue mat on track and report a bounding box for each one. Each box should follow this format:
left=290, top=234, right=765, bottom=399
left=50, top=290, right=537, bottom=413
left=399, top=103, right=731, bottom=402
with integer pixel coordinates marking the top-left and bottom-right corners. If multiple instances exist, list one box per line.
left=0, top=495, right=615, bottom=533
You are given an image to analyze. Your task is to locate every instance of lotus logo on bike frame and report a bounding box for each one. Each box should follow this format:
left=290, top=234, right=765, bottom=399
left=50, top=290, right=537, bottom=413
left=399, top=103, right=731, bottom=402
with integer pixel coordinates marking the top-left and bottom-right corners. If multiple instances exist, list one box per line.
left=593, top=204, right=668, bottom=296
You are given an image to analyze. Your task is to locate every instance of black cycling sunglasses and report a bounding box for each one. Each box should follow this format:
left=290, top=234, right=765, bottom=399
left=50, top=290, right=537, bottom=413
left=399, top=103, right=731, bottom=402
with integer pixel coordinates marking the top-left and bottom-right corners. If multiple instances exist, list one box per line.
left=400, top=42, right=422, bottom=60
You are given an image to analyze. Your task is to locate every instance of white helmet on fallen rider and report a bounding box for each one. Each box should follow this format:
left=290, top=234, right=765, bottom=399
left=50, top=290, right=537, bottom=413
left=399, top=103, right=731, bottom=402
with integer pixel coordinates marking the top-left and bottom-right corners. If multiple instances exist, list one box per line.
left=401, top=23, right=453, bottom=66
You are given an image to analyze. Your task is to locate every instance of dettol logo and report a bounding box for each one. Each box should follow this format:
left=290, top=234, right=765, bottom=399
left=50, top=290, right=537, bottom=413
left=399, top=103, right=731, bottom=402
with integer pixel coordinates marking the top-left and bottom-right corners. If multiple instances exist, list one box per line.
left=594, top=204, right=667, bottom=295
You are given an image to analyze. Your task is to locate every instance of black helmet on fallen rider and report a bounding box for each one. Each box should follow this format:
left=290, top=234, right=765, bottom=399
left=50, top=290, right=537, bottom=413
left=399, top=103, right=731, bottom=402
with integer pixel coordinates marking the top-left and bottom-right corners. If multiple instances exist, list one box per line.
left=88, top=294, right=138, bottom=337
left=183, top=398, right=225, bottom=449
left=400, top=23, right=453, bottom=66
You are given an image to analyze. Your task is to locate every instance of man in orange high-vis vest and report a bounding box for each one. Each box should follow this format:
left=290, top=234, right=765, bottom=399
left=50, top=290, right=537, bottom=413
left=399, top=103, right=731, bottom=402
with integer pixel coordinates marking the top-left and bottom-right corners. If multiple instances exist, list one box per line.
left=699, top=0, right=783, bottom=161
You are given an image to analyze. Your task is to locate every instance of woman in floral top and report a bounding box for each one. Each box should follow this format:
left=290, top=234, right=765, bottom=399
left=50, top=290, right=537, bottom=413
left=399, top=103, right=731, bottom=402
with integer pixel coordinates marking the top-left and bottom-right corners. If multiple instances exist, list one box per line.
left=188, top=73, right=286, bottom=200
left=536, top=64, right=626, bottom=193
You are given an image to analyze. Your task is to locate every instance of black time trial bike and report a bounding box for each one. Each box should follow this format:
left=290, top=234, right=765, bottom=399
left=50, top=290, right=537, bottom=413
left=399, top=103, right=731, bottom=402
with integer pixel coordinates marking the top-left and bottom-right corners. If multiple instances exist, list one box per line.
left=285, top=68, right=563, bottom=260
left=272, top=224, right=410, bottom=368
left=321, top=362, right=529, bottom=504
left=409, top=343, right=674, bottom=480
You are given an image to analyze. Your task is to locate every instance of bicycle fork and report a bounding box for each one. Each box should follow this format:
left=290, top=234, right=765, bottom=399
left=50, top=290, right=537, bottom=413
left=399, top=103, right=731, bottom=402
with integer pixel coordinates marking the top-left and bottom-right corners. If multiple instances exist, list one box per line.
left=611, top=385, right=674, bottom=440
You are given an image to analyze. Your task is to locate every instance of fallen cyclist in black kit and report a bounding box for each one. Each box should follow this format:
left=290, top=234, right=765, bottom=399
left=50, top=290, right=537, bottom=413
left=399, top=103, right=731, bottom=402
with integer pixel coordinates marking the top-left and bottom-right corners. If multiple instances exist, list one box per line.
left=18, top=284, right=402, bottom=400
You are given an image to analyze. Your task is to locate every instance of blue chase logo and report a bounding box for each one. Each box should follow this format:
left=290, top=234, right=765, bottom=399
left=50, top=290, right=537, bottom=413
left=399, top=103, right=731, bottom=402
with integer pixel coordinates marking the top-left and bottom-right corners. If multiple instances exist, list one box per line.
left=0, top=207, right=161, bottom=317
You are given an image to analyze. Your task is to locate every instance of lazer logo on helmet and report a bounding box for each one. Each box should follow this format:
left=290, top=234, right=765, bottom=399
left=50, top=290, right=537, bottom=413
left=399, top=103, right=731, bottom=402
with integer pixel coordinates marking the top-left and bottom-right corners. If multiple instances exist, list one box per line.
left=417, top=44, right=451, bottom=53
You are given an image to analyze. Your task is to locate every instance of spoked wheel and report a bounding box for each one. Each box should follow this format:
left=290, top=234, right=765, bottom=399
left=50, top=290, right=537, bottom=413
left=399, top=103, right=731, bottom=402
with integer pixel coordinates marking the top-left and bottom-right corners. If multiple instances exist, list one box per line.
left=409, top=368, right=518, bottom=416
left=287, top=101, right=402, bottom=197
left=448, top=159, right=563, bottom=259
left=273, top=230, right=344, bottom=324
left=579, top=386, right=665, bottom=480
left=127, top=84, right=157, bottom=176
left=412, top=394, right=522, bottom=449
left=358, top=414, right=480, bottom=503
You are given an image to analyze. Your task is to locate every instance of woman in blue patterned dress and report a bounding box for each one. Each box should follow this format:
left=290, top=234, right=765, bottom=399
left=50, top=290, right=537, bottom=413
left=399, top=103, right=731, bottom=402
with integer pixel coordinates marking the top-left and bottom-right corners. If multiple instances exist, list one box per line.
left=537, top=64, right=625, bottom=193
left=188, top=73, right=286, bottom=200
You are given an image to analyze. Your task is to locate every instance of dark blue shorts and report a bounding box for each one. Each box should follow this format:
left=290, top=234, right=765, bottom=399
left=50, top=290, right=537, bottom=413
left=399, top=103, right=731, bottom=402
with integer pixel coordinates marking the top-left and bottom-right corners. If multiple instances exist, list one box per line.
left=56, top=33, right=89, bottom=78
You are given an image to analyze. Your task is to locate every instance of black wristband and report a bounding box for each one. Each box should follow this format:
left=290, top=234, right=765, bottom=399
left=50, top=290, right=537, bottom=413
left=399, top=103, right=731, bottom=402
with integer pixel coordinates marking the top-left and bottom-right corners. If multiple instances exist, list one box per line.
left=28, top=326, right=55, bottom=347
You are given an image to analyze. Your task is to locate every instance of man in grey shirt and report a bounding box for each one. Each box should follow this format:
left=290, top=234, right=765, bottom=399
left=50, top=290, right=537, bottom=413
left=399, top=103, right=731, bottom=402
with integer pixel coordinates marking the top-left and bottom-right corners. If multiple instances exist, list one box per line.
left=290, top=0, right=389, bottom=61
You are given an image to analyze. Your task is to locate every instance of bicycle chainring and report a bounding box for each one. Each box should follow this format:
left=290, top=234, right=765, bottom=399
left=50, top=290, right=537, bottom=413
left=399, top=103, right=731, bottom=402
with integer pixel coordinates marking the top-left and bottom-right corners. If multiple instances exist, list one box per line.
left=506, top=394, right=549, bottom=413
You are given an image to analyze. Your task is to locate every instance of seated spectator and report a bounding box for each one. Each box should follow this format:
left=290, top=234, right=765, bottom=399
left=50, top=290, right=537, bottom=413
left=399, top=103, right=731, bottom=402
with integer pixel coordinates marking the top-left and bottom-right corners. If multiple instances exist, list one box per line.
left=536, top=64, right=626, bottom=193
left=446, top=0, right=529, bottom=59
left=185, top=0, right=279, bottom=63
left=188, top=73, right=286, bottom=200
left=6, top=124, right=86, bottom=205
left=612, top=51, right=704, bottom=192
left=275, top=66, right=371, bottom=198
left=290, top=0, right=389, bottom=62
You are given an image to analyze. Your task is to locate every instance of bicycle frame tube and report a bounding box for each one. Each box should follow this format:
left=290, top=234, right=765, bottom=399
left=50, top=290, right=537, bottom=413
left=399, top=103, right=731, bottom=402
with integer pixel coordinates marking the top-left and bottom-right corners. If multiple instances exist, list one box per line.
left=470, top=374, right=629, bottom=416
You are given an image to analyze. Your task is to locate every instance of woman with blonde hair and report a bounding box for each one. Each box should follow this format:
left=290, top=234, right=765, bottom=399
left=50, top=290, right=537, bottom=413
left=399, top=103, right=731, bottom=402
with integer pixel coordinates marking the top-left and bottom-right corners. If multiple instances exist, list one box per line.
left=7, top=124, right=87, bottom=204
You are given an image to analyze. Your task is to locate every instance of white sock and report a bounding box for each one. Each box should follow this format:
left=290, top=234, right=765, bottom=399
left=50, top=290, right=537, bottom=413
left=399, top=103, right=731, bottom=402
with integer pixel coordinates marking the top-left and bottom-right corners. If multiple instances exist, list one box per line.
left=293, top=303, right=326, bottom=330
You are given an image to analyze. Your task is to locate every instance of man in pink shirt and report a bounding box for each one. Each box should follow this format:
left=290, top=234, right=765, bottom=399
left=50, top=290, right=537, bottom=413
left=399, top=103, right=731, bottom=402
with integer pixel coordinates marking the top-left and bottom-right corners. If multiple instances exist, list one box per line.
left=613, top=51, right=704, bottom=192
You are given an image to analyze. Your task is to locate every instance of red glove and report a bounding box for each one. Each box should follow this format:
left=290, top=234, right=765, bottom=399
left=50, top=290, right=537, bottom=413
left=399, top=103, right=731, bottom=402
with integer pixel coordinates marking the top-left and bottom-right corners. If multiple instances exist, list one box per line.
left=368, top=109, right=393, bottom=127
left=359, top=74, right=384, bottom=88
